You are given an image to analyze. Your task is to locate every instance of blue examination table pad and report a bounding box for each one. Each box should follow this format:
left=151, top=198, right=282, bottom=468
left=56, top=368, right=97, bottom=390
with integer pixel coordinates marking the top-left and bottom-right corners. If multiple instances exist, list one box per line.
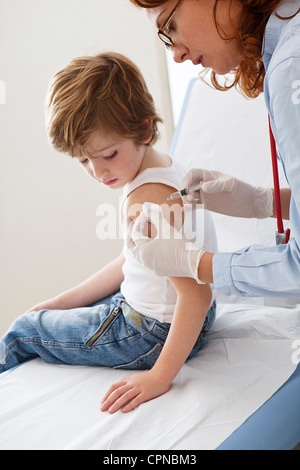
left=218, top=363, right=300, bottom=449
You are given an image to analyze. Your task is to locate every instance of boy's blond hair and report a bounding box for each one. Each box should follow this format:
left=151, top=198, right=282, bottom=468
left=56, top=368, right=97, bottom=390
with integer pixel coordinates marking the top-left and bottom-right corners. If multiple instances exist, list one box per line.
left=46, top=52, right=162, bottom=156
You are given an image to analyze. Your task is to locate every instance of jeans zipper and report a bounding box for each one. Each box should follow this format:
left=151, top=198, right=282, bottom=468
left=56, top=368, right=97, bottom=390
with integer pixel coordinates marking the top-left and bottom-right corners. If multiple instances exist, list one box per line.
left=86, top=306, right=122, bottom=348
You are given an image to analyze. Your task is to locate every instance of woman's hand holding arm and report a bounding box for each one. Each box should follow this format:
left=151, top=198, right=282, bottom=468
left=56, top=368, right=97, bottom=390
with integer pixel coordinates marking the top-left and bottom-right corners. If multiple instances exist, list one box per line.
left=127, top=202, right=207, bottom=282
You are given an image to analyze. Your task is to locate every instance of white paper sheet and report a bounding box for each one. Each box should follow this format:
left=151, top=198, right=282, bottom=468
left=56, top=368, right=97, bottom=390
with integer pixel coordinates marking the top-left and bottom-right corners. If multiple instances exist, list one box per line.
left=0, top=302, right=299, bottom=450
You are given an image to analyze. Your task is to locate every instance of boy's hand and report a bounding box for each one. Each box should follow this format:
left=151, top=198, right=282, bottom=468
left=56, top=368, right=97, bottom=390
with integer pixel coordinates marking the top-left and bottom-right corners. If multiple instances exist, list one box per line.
left=100, top=370, right=170, bottom=414
left=25, top=298, right=60, bottom=313
left=24, top=297, right=69, bottom=313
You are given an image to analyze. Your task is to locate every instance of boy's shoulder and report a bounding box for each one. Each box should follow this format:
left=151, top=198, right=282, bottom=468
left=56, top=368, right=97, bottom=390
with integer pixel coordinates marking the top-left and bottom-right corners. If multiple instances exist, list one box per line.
left=125, top=182, right=183, bottom=222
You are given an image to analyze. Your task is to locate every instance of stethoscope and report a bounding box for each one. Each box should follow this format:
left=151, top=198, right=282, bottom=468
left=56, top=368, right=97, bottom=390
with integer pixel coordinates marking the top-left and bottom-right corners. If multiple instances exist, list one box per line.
left=268, top=116, right=291, bottom=245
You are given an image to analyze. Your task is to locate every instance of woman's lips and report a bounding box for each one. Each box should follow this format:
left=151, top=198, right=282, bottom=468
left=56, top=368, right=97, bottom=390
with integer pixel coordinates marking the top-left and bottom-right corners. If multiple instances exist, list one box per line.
left=192, top=55, right=203, bottom=66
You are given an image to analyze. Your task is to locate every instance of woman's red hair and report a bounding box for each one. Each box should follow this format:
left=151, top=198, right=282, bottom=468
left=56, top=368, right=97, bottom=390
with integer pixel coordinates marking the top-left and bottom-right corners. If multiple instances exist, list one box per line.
left=130, top=0, right=300, bottom=98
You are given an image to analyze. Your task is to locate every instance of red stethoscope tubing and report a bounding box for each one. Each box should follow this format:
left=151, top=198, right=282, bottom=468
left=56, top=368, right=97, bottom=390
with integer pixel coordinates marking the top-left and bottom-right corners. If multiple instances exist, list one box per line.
left=268, top=116, right=290, bottom=243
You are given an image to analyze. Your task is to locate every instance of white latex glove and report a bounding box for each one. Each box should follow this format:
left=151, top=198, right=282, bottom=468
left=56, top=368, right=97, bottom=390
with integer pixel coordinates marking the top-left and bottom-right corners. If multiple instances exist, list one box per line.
left=126, top=203, right=206, bottom=283
left=182, top=168, right=274, bottom=219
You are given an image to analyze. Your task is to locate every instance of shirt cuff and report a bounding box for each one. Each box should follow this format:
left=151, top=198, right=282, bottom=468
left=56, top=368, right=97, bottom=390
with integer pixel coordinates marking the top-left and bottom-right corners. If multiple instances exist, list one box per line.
left=212, top=252, right=236, bottom=296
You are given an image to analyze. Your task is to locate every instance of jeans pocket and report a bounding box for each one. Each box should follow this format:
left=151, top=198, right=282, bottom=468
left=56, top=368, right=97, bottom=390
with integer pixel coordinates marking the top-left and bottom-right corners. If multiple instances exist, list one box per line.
left=85, top=306, right=122, bottom=348
left=151, top=321, right=170, bottom=342
left=113, top=343, right=163, bottom=370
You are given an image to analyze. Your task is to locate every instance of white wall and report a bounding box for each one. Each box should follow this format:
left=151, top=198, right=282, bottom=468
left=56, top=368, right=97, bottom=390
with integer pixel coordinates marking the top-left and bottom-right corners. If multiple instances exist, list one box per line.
left=0, top=0, right=173, bottom=334
left=165, top=52, right=200, bottom=126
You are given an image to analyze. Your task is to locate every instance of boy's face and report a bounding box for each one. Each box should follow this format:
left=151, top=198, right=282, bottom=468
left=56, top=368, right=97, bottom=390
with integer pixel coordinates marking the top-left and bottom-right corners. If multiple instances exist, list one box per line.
left=73, top=130, right=147, bottom=189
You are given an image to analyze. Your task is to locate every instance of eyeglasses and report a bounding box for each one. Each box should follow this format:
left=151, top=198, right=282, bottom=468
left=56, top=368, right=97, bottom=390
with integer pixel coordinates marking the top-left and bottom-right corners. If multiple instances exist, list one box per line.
left=157, top=0, right=184, bottom=49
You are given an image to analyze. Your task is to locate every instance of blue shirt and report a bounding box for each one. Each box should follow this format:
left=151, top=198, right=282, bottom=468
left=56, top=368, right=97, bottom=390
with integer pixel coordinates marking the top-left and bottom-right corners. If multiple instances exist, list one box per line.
left=213, top=0, right=300, bottom=298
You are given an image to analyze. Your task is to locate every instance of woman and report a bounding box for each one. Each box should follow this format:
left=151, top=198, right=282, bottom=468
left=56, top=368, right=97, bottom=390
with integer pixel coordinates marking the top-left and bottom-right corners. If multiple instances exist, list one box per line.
left=128, top=0, right=300, bottom=298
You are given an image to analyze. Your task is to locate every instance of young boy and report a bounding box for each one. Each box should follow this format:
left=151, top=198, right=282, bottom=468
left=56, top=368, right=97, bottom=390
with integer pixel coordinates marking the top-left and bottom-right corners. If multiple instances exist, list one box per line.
left=0, top=52, right=217, bottom=413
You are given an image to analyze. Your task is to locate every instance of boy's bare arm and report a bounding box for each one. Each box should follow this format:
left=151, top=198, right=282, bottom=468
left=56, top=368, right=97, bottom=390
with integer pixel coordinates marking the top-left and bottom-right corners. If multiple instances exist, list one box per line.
left=152, top=278, right=212, bottom=384
left=26, top=252, right=125, bottom=312
left=101, top=184, right=212, bottom=413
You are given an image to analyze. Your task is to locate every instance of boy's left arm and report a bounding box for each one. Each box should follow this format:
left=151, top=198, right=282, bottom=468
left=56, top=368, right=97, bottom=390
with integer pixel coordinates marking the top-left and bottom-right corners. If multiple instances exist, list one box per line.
left=101, top=183, right=212, bottom=413
left=101, top=279, right=211, bottom=413
left=151, top=279, right=212, bottom=384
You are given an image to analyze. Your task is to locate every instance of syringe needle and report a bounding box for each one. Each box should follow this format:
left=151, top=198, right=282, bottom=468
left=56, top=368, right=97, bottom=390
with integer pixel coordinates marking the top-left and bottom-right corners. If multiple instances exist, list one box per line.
left=167, top=182, right=203, bottom=202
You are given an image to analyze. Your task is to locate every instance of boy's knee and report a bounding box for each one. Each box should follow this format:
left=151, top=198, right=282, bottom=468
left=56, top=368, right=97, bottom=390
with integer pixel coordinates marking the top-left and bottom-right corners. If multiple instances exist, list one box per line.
left=0, top=311, right=43, bottom=372
left=5, top=310, right=41, bottom=342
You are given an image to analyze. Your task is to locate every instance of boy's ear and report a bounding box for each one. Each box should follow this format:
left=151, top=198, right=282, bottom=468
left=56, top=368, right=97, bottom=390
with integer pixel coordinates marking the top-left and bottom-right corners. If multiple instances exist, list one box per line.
left=142, top=118, right=154, bottom=144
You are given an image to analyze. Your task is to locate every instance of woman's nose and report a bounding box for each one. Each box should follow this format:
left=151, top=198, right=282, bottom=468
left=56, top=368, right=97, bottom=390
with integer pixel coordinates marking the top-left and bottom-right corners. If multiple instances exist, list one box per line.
left=172, top=44, right=188, bottom=63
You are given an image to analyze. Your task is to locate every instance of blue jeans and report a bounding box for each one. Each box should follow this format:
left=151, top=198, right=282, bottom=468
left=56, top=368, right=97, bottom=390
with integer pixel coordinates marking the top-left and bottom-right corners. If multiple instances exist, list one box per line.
left=0, top=292, right=216, bottom=373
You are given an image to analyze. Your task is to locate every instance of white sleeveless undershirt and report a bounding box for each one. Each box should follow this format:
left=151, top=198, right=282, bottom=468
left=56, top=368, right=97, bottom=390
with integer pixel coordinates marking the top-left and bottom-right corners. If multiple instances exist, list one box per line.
left=120, top=158, right=217, bottom=323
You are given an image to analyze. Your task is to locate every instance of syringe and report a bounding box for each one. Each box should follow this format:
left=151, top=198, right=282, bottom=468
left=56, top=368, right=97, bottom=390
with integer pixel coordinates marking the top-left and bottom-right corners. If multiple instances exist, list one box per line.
left=167, top=182, right=203, bottom=201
